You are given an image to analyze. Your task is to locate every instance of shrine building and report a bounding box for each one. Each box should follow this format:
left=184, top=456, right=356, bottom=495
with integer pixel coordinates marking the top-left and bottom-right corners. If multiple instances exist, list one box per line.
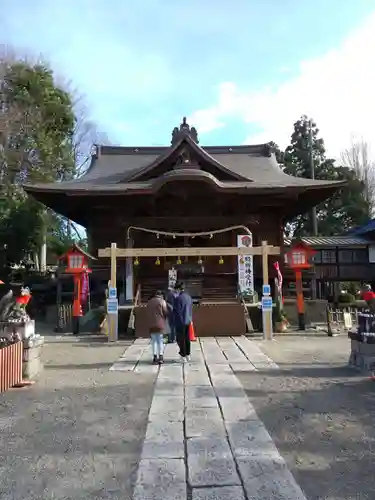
left=24, top=118, right=345, bottom=334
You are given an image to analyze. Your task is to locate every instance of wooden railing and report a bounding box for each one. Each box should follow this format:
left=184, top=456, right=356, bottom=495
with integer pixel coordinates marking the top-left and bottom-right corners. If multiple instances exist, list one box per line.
left=0, top=341, right=22, bottom=393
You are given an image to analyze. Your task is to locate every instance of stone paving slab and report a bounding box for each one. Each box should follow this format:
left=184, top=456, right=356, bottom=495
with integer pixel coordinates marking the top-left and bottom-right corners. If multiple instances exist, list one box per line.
left=192, top=486, right=246, bottom=500
left=110, top=343, right=149, bottom=371
left=226, top=420, right=279, bottom=457
left=141, top=421, right=184, bottom=459
left=185, top=385, right=216, bottom=399
left=185, top=407, right=222, bottom=421
left=230, top=362, right=257, bottom=372
left=154, top=380, right=184, bottom=398
left=187, top=437, right=241, bottom=487
left=233, top=336, right=279, bottom=370
left=220, top=397, right=259, bottom=422
left=241, top=468, right=307, bottom=500
left=185, top=415, right=226, bottom=439
left=184, top=369, right=211, bottom=386
left=135, top=457, right=186, bottom=485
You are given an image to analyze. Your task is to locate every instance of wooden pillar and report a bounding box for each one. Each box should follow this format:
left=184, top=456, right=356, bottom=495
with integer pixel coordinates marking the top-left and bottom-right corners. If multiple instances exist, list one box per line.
left=126, top=236, right=134, bottom=301
left=261, top=240, right=273, bottom=340
left=262, top=240, right=269, bottom=285
left=108, top=242, right=118, bottom=342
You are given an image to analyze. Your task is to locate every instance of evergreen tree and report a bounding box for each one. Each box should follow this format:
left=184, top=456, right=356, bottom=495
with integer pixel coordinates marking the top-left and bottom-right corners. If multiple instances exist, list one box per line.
left=283, top=115, right=369, bottom=236
left=0, top=59, right=76, bottom=272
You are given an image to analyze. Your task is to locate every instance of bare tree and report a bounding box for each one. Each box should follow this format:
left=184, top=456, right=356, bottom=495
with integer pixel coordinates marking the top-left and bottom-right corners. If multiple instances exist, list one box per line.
left=341, top=139, right=375, bottom=217
left=59, top=79, right=111, bottom=178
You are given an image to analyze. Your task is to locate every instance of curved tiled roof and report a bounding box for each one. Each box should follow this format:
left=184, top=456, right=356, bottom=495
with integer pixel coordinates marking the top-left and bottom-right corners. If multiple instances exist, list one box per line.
left=24, top=140, right=345, bottom=193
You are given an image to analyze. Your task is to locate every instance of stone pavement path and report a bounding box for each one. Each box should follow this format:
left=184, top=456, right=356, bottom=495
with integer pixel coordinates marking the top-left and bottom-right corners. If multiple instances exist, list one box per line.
left=130, top=336, right=307, bottom=500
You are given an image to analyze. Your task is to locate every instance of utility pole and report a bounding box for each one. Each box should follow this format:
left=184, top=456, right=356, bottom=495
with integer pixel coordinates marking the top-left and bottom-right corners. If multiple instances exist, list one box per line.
left=309, top=119, right=318, bottom=236
left=309, top=119, right=318, bottom=300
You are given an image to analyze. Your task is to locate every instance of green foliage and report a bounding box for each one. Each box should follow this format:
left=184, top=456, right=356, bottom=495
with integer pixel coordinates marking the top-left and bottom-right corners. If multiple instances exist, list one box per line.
left=0, top=59, right=78, bottom=273
left=1, top=61, right=75, bottom=184
left=338, top=293, right=355, bottom=303
left=283, top=115, right=370, bottom=236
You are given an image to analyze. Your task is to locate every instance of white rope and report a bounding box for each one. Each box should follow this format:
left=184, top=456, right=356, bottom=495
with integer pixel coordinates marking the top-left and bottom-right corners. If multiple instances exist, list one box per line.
left=126, top=224, right=253, bottom=240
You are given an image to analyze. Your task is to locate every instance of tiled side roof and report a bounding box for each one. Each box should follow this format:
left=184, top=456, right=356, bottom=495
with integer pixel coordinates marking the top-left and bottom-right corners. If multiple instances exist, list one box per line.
left=284, top=236, right=370, bottom=247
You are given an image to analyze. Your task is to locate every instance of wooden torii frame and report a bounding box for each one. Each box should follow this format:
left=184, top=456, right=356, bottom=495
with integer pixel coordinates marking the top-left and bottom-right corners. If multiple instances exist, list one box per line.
left=98, top=240, right=281, bottom=341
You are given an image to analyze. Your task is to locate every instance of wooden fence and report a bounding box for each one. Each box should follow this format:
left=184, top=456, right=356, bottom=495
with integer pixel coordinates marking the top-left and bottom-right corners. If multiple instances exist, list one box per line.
left=57, top=304, right=72, bottom=333
left=327, top=307, right=359, bottom=334
left=0, top=341, right=22, bottom=393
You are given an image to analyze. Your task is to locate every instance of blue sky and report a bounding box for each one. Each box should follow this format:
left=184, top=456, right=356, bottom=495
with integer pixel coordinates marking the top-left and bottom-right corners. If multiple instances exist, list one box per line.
left=1, top=0, right=375, bottom=152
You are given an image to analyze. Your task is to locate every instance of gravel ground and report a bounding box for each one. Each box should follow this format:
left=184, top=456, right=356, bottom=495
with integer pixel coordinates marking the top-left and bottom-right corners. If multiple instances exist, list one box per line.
left=236, top=334, right=375, bottom=500
left=0, top=336, right=156, bottom=500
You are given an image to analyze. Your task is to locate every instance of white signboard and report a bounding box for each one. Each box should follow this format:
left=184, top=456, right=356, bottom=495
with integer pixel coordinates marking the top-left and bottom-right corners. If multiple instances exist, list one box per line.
left=237, top=234, right=254, bottom=295
left=369, top=245, right=375, bottom=264
left=107, top=298, right=118, bottom=315
left=168, top=267, right=177, bottom=289
left=261, top=297, right=273, bottom=311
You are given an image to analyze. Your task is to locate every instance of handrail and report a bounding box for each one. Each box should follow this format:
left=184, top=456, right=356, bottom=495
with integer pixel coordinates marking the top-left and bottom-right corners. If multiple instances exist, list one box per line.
left=127, top=284, right=141, bottom=333
left=241, top=295, right=254, bottom=333
left=134, top=284, right=141, bottom=306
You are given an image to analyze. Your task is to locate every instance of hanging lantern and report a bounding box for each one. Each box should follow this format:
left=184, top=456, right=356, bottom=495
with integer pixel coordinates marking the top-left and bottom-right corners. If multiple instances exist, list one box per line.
left=219, top=256, right=224, bottom=265
left=155, top=257, right=160, bottom=266
left=134, top=257, right=139, bottom=266
left=176, top=257, right=182, bottom=265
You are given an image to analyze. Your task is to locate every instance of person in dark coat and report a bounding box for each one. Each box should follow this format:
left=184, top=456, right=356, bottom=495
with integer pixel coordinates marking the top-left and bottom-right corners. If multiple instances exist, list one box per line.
left=173, top=281, right=193, bottom=362
left=166, top=286, right=177, bottom=343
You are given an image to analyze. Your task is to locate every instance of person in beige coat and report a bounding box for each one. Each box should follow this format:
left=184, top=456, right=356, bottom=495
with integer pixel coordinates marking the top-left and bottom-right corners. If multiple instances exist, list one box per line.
left=146, top=290, right=168, bottom=364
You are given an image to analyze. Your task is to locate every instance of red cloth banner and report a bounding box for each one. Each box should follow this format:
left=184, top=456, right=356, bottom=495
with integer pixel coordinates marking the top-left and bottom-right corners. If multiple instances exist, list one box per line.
left=81, top=272, right=89, bottom=303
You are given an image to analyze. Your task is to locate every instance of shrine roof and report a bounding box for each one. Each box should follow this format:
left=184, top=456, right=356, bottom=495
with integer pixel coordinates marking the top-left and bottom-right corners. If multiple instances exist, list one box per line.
left=24, top=142, right=345, bottom=192
left=23, top=116, right=346, bottom=226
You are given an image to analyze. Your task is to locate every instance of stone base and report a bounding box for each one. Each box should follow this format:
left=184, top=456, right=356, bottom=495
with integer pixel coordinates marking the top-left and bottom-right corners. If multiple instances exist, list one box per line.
left=348, top=339, right=375, bottom=373
left=22, top=336, right=44, bottom=381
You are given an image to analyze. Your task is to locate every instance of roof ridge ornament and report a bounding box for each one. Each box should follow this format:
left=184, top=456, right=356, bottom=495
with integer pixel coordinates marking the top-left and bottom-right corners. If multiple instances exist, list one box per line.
left=171, top=116, right=199, bottom=145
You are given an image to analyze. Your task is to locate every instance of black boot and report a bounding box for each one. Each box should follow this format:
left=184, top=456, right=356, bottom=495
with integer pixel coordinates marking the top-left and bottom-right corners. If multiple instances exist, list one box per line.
left=158, top=355, right=164, bottom=364
left=153, top=355, right=158, bottom=364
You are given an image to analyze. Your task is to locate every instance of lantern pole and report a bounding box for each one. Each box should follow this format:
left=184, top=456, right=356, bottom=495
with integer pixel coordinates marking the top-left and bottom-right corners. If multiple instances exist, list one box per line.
left=295, top=269, right=305, bottom=330
left=72, top=273, right=82, bottom=335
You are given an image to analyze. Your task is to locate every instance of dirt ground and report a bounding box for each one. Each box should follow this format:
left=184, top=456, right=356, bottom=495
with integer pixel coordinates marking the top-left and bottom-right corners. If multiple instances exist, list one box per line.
left=0, top=336, right=156, bottom=500
left=237, top=334, right=375, bottom=500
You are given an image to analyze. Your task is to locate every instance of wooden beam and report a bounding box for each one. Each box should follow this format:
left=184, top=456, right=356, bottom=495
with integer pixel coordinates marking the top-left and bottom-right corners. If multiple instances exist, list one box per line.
left=98, top=245, right=281, bottom=258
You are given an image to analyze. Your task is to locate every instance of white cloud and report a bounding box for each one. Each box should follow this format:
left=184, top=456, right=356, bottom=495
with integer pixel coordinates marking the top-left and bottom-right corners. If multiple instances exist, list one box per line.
left=189, top=11, right=375, bottom=158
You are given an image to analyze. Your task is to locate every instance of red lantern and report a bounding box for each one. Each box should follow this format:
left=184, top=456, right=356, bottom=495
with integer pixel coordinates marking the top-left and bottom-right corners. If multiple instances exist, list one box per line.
left=284, top=240, right=316, bottom=270
left=59, top=244, right=95, bottom=334
left=284, top=240, right=316, bottom=331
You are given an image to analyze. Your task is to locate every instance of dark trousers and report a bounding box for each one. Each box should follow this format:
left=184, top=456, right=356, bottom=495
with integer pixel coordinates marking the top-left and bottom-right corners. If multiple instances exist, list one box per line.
left=168, top=318, right=176, bottom=343
left=176, top=324, right=191, bottom=357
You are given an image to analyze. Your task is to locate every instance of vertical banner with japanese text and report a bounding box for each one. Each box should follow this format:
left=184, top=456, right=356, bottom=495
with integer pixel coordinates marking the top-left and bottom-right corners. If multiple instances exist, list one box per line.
left=237, top=234, right=254, bottom=295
